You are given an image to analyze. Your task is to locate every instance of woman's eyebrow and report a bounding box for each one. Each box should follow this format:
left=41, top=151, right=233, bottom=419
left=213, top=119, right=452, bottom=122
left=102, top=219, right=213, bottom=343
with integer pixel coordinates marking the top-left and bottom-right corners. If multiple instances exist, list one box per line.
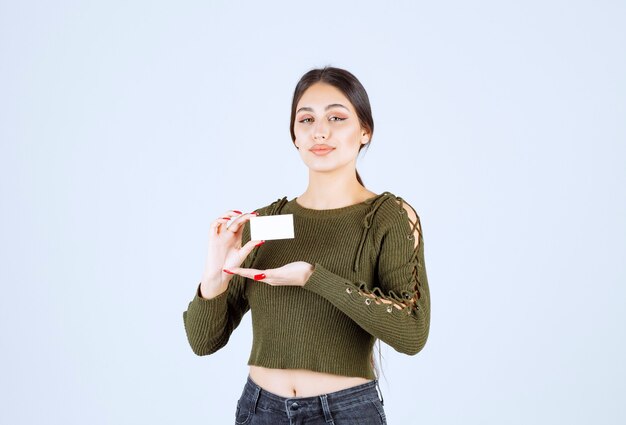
left=296, top=103, right=349, bottom=114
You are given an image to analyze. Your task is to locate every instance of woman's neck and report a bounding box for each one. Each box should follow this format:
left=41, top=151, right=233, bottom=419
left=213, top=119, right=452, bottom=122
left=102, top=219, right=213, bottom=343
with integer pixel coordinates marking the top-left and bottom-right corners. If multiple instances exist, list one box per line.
left=297, top=170, right=376, bottom=210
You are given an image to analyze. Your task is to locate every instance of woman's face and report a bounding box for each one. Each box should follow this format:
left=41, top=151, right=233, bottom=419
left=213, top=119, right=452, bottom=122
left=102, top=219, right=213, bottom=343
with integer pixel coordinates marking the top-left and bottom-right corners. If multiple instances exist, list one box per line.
left=293, top=82, right=369, bottom=175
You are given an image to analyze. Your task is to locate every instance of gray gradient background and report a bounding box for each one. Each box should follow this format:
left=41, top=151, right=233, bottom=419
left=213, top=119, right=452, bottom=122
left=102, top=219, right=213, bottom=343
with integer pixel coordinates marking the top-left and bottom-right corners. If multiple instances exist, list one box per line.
left=1, top=1, right=625, bottom=424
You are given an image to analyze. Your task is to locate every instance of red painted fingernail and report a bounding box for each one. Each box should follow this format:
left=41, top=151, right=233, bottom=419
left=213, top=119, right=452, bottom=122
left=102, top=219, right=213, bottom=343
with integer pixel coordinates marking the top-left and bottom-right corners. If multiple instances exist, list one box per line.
left=254, top=273, right=266, bottom=281
left=251, top=211, right=259, bottom=215
left=233, top=210, right=243, bottom=214
left=223, top=269, right=234, bottom=274
left=221, top=217, right=231, bottom=220
left=255, top=240, right=265, bottom=247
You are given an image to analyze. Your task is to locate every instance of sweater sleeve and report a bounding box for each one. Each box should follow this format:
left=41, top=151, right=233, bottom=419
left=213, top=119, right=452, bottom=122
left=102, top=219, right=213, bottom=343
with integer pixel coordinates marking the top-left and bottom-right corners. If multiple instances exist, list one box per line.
left=302, top=199, right=430, bottom=355
left=182, top=220, right=253, bottom=356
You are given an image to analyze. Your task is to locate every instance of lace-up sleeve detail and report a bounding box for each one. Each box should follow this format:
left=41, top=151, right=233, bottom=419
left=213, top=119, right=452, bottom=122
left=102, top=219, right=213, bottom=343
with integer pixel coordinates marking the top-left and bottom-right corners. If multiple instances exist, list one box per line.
left=302, top=196, right=431, bottom=355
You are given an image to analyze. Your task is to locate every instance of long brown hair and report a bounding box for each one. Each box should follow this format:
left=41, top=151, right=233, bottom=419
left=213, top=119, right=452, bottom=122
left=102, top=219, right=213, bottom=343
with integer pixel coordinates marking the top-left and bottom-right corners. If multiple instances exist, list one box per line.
left=289, top=66, right=374, bottom=187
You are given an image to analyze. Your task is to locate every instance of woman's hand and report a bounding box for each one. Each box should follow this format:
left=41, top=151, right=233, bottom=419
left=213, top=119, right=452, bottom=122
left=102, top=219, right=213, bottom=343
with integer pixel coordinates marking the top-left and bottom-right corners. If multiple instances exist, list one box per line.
left=200, top=210, right=264, bottom=298
left=225, top=261, right=315, bottom=287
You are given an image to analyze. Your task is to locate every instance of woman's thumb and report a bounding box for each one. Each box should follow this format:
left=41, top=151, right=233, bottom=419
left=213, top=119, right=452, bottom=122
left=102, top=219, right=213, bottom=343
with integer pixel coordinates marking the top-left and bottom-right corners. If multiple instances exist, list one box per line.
left=241, top=239, right=265, bottom=257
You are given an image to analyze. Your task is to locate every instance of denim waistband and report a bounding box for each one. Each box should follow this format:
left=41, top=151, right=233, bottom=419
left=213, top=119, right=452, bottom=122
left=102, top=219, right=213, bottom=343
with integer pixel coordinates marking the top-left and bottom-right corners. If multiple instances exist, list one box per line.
left=241, top=374, right=383, bottom=416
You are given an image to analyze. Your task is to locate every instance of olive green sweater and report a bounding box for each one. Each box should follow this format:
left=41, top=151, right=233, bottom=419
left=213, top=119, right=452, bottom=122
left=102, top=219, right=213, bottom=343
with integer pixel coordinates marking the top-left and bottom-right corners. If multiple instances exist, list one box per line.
left=182, top=191, right=430, bottom=379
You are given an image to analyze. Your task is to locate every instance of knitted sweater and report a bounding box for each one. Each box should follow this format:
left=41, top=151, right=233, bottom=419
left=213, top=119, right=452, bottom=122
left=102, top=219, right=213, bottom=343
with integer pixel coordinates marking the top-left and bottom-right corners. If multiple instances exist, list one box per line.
left=182, top=191, right=430, bottom=379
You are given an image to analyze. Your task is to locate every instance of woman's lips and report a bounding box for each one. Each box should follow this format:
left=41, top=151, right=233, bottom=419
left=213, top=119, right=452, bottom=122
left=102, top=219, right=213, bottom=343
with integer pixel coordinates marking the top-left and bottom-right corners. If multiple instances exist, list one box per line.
left=310, top=145, right=335, bottom=156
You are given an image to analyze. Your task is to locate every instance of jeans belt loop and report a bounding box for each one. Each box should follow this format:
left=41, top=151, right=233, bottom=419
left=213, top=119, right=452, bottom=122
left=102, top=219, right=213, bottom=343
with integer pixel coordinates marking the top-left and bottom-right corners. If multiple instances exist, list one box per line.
left=319, top=394, right=334, bottom=423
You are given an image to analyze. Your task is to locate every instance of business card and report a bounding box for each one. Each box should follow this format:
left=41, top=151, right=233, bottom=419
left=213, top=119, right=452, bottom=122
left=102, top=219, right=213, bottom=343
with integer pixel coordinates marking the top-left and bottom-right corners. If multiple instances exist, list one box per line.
left=250, top=214, right=294, bottom=241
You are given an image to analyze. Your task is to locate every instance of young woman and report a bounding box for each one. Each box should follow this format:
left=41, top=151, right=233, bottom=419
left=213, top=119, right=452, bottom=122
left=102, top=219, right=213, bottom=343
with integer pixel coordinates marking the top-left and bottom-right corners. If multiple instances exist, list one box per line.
left=183, top=66, right=431, bottom=424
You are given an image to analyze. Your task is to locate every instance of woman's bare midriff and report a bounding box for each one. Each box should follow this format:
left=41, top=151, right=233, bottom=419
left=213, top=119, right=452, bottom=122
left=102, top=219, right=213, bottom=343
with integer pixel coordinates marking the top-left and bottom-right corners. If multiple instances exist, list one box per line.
left=249, top=365, right=372, bottom=398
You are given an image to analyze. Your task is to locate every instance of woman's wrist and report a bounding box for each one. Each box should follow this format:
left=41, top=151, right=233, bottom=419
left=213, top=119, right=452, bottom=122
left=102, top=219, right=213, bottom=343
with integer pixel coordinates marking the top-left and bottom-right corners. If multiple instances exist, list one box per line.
left=302, top=263, right=315, bottom=286
left=199, top=281, right=228, bottom=300
left=199, top=274, right=229, bottom=299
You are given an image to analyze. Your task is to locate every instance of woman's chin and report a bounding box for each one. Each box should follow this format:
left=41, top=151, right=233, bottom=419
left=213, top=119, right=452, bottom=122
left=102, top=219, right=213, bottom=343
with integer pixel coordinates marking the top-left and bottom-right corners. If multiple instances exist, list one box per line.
left=303, top=163, right=340, bottom=173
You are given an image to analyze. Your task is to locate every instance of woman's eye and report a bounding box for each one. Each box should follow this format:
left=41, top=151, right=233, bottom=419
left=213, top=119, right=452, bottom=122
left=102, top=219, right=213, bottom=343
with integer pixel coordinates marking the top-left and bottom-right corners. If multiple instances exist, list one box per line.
left=298, top=116, right=345, bottom=123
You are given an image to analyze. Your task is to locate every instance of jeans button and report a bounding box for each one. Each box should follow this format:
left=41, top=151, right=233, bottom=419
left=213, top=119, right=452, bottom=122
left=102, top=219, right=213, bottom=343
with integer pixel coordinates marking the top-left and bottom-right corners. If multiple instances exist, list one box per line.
left=290, top=402, right=300, bottom=410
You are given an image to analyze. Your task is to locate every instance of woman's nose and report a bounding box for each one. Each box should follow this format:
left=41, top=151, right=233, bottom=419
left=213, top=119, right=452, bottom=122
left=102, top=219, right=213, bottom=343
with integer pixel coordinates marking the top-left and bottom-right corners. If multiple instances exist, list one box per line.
left=313, top=121, right=329, bottom=140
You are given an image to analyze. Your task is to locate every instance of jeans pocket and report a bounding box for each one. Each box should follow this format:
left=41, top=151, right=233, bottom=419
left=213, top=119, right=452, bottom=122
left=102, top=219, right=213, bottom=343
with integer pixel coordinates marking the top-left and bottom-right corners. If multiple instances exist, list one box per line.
left=331, top=398, right=387, bottom=425
left=370, top=398, right=387, bottom=424
left=235, top=397, right=252, bottom=425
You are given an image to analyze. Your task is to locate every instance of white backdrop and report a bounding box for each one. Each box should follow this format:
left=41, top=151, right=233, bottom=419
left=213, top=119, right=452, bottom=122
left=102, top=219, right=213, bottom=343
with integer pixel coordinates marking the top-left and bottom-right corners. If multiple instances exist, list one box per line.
left=1, top=1, right=625, bottom=424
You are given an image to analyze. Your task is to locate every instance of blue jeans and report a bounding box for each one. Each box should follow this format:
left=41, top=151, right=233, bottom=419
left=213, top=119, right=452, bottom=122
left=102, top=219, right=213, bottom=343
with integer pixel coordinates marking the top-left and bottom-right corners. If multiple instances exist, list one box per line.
left=235, top=375, right=387, bottom=425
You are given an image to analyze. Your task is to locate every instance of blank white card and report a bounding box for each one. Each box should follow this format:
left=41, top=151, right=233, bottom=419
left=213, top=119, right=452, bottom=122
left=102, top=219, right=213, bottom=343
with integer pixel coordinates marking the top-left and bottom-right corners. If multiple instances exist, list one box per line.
left=249, top=214, right=294, bottom=241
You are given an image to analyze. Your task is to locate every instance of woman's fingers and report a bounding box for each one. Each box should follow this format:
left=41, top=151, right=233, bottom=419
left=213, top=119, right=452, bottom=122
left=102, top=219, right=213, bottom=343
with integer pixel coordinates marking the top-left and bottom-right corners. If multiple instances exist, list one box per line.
left=209, top=209, right=249, bottom=235
left=226, top=211, right=258, bottom=233
left=226, top=261, right=312, bottom=287
left=240, top=238, right=265, bottom=255
left=210, top=216, right=233, bottom=234
left=219, top=209, right=244, bottom=221
left=221, top=238, right=264, bottom=268
left=227, top=267, right=272, bottom=283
